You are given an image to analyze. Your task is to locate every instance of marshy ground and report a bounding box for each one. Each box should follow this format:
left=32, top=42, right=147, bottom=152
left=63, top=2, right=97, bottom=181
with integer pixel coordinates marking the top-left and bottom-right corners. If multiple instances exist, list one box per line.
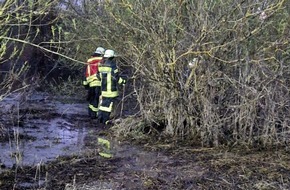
left=0, top=92, right=290, bottom=190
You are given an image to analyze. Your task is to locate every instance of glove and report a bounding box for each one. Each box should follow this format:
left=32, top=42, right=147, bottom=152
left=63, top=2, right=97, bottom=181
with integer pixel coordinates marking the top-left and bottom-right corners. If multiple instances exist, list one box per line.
left=121, top=79, right=126, bottom=86
left=118, top=78, right=126, bottom=86
left=83, top=81, right=89, bottom=89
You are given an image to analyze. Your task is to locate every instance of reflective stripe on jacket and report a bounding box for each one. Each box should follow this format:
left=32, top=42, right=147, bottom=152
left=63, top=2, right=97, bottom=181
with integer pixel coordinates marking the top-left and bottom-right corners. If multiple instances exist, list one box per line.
left=85, top=57, right=102, bottom=87
left=98, top=59, right=124, bottom=98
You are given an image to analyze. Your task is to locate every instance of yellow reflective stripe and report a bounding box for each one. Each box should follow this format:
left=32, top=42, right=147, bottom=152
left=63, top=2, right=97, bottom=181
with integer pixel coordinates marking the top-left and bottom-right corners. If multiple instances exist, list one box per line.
left=87, top=57, right=102, bottom=62
left=101, top=91, right=118, bottom=98
left=98, top=66, right=112, bottom=72
left=99, top=102, right=113, bottom=112
left=87, top=65, right=90, bottom=76
left=89, top=104, right=98, bottom=112
left=98, top=138, right=110, bottom=149
left=86, top=75, right=98, bottom=82
left=89, top=80, right=101, bottom=87
left=107, top=73, right=112, bottom=92
left=99, top=152, right=112, bottom=158
left=86, top=75, right=101, bottom=86
left=113, top=69, right=118, bottom=73
left=98, top=138, right=112, bottom=158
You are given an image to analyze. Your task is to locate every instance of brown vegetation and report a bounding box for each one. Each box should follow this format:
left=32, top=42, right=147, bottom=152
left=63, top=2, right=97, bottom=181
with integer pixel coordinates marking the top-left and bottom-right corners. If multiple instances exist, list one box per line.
left=1, top=0, right=290, bottom=147
left=96, top=0, right=290, bottom=147
left=1, top=1, right=290, bottom=189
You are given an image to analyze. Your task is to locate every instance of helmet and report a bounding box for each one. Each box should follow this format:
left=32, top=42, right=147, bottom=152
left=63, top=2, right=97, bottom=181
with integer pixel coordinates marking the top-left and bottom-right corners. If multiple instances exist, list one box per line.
left=103, top=49, right=115, bottom=58
left=94, top=47, right=105, bottom=55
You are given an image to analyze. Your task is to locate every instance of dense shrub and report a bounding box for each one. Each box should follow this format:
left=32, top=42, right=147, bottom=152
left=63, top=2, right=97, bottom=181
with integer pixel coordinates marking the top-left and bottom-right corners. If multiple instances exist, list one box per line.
left=85, top=0, right=290, bottom=147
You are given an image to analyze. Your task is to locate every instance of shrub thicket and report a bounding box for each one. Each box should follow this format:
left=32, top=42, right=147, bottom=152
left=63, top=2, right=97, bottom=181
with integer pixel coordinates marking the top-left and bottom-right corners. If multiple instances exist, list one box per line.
left=78, top=0, right=290, bottom=147
left=2, top=0, right=290, bottom=147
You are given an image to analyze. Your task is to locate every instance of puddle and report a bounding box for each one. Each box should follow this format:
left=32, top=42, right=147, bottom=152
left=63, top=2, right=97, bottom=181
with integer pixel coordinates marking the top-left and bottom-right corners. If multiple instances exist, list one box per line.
left=1, top=91, right=289, bottom=189
left=0, top=118, right=87, bottom=168
left=0, top=92, right=89, bottom=169
left=0, top=92, right=207, bottom=189
left=0, top=92, right=143, bottom=172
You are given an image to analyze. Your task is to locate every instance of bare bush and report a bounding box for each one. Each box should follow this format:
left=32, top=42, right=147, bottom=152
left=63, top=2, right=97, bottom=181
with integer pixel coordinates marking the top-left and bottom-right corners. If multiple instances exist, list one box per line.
left=0, top=0, right=86, bottom=100
left=78, top=0, right=290, bottom=147
left=5, top=0, right=289, bottom=147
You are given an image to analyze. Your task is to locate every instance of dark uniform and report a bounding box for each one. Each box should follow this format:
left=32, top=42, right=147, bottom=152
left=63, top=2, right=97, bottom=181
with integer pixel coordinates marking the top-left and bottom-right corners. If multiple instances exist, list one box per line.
left=97, top=50, right=126, bottom=124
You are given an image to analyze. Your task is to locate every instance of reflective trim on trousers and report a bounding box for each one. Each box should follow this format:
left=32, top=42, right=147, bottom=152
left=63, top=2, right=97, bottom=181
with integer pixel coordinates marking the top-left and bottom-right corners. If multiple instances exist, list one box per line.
left=99, top=102, right=113, bottom=112
left=101, top=91, right=118, bottom=98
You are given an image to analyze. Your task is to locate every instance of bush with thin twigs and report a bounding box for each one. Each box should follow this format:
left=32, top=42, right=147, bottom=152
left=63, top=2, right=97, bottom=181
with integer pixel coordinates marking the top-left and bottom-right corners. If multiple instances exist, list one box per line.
left=0, top=0, right=85, bottom=101
left=67, top=0, right=290, bottom=147
left=2, top=0, right=290, bottom=147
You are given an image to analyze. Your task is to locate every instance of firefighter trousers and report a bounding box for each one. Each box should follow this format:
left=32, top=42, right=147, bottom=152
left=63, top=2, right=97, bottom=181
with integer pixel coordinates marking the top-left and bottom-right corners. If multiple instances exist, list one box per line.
left=97, top=97, right=117, bottom=124
left=87, top=86, right=101, bottom=119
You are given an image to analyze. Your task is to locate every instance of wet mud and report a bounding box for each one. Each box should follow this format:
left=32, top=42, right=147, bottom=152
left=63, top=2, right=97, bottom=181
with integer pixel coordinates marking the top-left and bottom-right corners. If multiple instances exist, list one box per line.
left=1, top=92, right=290, bottom=190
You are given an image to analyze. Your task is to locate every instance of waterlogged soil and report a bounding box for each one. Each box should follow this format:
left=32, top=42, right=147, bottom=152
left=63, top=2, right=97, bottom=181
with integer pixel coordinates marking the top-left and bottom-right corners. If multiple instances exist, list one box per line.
left=0, top=92, right=290, bottom=190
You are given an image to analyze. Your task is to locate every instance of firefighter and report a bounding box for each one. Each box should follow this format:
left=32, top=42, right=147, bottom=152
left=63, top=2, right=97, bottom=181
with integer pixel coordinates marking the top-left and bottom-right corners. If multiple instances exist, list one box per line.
left=97, top=49, right=126, bottom=125
left=83, top=47, right=105, bottom=119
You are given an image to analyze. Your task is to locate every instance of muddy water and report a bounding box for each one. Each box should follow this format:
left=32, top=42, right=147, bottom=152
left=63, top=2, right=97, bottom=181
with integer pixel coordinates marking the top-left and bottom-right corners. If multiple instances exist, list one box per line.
left=0, top=92, right=90, bottom=169
left=0, top=92, right=208, bottom=189
left=0, top=119, right=87, bottom=168
left=0, top=92, right=159, bottom=171
left=2, top=92, right=290, bottom=189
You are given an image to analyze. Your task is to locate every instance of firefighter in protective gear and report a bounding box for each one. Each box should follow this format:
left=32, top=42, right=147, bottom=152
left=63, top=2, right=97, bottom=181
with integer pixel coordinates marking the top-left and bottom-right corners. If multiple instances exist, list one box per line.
left=97, top=49, right=126, bottom=125
left=83, top=47, right=105, bottom=119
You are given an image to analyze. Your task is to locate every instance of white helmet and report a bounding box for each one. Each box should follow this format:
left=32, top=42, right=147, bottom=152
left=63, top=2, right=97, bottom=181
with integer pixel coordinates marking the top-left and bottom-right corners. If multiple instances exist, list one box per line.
left=94, top=47, right=105, bottom=55
left=103, top=49, right=115, bottom=58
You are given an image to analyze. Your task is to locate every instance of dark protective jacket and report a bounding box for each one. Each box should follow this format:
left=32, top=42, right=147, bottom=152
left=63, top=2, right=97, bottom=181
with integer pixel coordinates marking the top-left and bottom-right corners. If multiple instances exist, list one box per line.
left=83, top=56, right=102, bottom=87
left=97, top=58, right=125, bottom=98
